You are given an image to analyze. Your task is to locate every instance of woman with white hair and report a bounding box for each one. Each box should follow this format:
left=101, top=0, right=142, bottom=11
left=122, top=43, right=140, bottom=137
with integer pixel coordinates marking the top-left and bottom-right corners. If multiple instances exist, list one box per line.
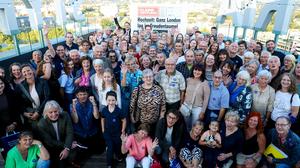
left=246, top=59, right=260, bottom=84
left=90, top=59, right=104, bottom=102
left=281, top=54, right=296, bottom=73
left=228, top=70, right=253, bottom=124
left=250, top=70, right=275, bottom=125
left=38, top=100, right=76, bottom=168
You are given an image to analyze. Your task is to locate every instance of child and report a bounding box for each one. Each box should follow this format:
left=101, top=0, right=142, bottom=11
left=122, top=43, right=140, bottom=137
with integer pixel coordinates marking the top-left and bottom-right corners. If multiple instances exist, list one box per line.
left=101, top=91, right=126, bottom=168
left=199, top=120, right=221, bottom=168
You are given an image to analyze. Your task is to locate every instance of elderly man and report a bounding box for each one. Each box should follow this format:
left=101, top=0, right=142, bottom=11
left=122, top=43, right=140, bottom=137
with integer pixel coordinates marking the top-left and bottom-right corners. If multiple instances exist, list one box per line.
left=229, top=42, right=243, bottom=71
left=176, top=49, right=195, bottom=80
left=198, top=40, right=208, bottom=53
left=92, top=45, right=111, bottom=69
left=204, top=70, right=229, bottom=123
left=268, top=56, right=282, bottom=90
left=263, top=116, right=300, bottom=168
left=155, top=58, right=186, bottom=110
left=258, top=51, right=271, bottom=72
left=69, top=49, right=81, bottom=74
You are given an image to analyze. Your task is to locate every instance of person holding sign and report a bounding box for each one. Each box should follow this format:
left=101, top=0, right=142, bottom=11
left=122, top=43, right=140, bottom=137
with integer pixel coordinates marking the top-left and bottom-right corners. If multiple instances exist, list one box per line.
left=262, top=116, right=300, bottom=168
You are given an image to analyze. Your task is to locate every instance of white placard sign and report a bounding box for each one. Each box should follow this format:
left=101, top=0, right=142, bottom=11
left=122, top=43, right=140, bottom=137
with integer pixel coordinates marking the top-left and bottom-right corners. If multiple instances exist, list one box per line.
left=130, top=4, right=187, bottom=33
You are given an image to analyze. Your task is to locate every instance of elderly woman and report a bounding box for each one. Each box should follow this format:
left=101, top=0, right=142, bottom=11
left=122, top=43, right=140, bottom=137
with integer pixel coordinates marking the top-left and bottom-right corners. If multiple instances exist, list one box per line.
left=121, top=124, right=158, bottom=168
left=38, top=100, right=76, bottom=168
left=5, top=131, right=50, bottom=168
left=130, top=69, right=166, bottom=135
left=236, top=112, right=266, bottom=168
left=181, top=64, right=210, bottom=130
left=217, top=112, right=244, bottom=168
left=18, top=64, right=50, bottom=133
left=246, top=59, right=260, bottom=84
left=74, top=56, right=95, bottom=87
left=251, top=70, right=275, bottom=125
left=281, top=54, right=296, bottom=73
left=179, top=121, right=204, bottom=168
left=271, top=73, right=300, bottom=127
left=29, top=50, right=42, bottom=70
left=228, top=70, right=253, bottom=124
left=90, top=59, right=104, bottom=102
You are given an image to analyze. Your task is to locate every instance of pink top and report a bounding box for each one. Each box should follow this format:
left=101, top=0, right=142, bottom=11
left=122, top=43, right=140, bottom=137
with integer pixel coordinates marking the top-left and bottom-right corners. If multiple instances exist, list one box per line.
left=125, top=134, right=152, bottom=161
left=79, top=72, right=90, bottom=86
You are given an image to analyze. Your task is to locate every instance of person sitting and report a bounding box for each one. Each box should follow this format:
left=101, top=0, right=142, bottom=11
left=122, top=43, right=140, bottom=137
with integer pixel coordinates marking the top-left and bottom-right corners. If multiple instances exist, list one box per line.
left=155, top=110, right=186, bottom=167
left=5, top=131, right=50, bottom=168
left=121, top=124, right=158, bottom=168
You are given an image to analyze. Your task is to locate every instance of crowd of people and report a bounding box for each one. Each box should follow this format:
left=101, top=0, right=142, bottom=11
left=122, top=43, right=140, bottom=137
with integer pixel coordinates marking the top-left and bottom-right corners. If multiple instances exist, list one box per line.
left=1, top=16, right=300, bottom=168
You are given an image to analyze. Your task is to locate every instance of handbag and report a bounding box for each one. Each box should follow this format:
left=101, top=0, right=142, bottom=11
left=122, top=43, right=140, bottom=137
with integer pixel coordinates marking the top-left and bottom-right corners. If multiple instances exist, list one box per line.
left=0, top=131, right=20, bottom=154
left=180, top=83, right=201, bottom=117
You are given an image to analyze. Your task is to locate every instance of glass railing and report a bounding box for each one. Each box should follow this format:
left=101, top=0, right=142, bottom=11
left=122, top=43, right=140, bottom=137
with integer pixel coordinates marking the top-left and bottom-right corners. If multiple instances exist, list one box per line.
left=0, top=18, right=98, bottom=61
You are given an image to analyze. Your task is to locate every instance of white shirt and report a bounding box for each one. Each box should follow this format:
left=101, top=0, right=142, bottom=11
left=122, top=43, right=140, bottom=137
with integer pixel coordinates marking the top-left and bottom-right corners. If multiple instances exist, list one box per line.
left=165, top=127, right=173, bottom=144
left=30, top=84, right=40, bottom=109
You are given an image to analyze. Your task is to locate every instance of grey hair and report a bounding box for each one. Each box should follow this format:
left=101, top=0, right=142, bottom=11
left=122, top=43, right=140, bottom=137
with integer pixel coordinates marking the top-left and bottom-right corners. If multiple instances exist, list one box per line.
left=32, top=50, right=42, bottom=57
left=243, top=51, right=255, bottom=59
left=268, top=56, right=281, bottom=66
left=247, top=59, right=260, bottom=70
left=225, top=111, right=240, bottom=124
left=93, top=59, right=104, bottom=67
left=236, top=70, right=251, bottom=86
left=142, top=68, right=154, bottom=77
left=69, top=49, right=80, bottom=55
left=43, top=100, right=63, bottom=118
left=261, top=50, right=271, bottom=57
left=93, top=45, right=102, bottom=50
left=257, top=70, right=272, bottom=83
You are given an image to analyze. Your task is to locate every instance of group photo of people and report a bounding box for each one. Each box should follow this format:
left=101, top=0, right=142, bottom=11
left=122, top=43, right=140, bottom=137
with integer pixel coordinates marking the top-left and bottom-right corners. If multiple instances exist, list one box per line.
left=0, top=15, right=300, bottom=168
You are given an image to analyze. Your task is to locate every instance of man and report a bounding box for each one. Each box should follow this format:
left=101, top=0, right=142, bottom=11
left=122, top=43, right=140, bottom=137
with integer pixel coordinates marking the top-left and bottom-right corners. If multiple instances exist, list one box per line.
left=258, top=51, right=271, bottom=72
left=211, top=26, right=217, bottom=37
left=263, top=116, right=300, bottom=168
left=155, top=110, right=186, bottom=167
left=238, top=40, right=247, bottom=57
left=100, top=41, right=109, bottom=57
left=224, top=39, right=232, bottom=50
left=229, top=42, right=243, bottom=72
left=247, top=39, right=257, bottom=52
left=63, top=32, right=79, bottom=51
left=92, top=45, right=112, bottom=69
left=29, top=50, right=42, bottom=70
left=155, top=58, right=185, bottom=110
left=148, top=45, right=158, bottom=62
left=198, top=40, right=208, bottom=53
left=268, top=56, right=282, bottom=90
left=217, top=33, right=225, bottom=49
left=266, top=40, right=285, bottom=66
left=69, top=49, right=81, bottom=74
left=204, top=70, right=229, bottom=124
left=157, top=40, right=169, bottom=57
left=176, top=49, right=195, bottom=80
left=150, top=31, right=159, bottom=46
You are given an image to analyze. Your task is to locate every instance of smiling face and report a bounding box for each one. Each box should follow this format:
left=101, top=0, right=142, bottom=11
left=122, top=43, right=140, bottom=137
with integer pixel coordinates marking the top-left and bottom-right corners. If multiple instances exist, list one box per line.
left=193, top=68, right=203, bottom=79
left=280, top=75, right=291, bottom=90
left=82, top=60, right=91, bottom=71
left=12, top=65, right=22, bottom=79
left=46, top=107, right=60, bottom=121
left=21, top=66, right=34, bottom=80
left=106, top=95, right=117, bottom=106
left=275, top=117, right=291, bottom=135
left=222, top=64, right=232, bottom=76
left=205, top=54, right=215, bottom=66
left=166, top=112, right=179, bottom=128
left=248, top=116, right=258, bottom=129
left=103, top=71, right=113, bottom=84
left=19, top=135, right=33, bottom=149
left=192, top=124, right=203, bottom=136
left=209, top=121, right=219, bottom=132
left=295, top=63, right=300, bottom=77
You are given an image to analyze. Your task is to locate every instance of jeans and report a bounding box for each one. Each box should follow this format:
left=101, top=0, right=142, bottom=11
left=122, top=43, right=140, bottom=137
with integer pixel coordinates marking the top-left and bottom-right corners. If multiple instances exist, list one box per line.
left=126, top=155, right=151, bottom=168
left=276, top=163, right=291, bottom=168
left=37, top=159, right=50, bottom=168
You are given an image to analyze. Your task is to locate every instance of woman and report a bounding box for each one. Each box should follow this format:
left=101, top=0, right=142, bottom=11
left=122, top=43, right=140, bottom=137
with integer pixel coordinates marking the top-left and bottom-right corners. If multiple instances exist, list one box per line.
left=180, top=121, right=203, bottom=168
left=90, top=59, right=104, bottom=102
left=74, top=56, right=95, bottom=87
left=121, top=123, right=158, bottom=168
left=9, top=62, right=25, bottom=89
left=236, top=112, right=266, bottom=168
left=251, top=70, right=275, bottom=125
left=217, top=49, right=230, bottom=69
left=98, top=68, right=121, bottom=110
left=221, top=60, right=235, bottom=87
left=79, top=40, right=93, bottom=57
left=58, top=58, right=75, bottom=113
left=194, top=50, right=205, bottom=64
left=188, top=39, right=198, bottom=51
left=19, top=64, right=50, bottom=133
left=246, top=60, right=260, bottom=84
left=175, top=33, right=184, bottom=43
left=204, top=54, right=217, bottom=82
left=207, top=42, right=219, bottom=59
left=228, top=70, right=253, bottom=124
left=217, top=112, right=244, bottom=168
left=0, top=77, right=21, bottom=159
left=181, top=64, right=210, bottom=130
left=170, top=41, right=184, bottom=63
left=108, top=50, right=122, bottom=84
left=271, top=73, right=300, bottom=127
left=281, top=54, right=296, bottom=73
left=38, top=100, right=76, bottom=168
left=5, top=131, right=50, bottom=168
left=139, top=54, right=153, bottom=70
left=130, top=69, right=166, bottom=135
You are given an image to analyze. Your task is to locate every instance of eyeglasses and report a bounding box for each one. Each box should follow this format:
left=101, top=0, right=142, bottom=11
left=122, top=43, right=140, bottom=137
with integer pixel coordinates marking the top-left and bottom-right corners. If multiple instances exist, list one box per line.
left=275, top=123, right=289, bottom=127
left=167, top=115, right=177, bottom=120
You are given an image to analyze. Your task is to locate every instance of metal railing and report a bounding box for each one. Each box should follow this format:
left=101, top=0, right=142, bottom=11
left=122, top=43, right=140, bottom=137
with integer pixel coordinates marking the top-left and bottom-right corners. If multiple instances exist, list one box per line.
left=0, top=17, right=98, bottom=61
